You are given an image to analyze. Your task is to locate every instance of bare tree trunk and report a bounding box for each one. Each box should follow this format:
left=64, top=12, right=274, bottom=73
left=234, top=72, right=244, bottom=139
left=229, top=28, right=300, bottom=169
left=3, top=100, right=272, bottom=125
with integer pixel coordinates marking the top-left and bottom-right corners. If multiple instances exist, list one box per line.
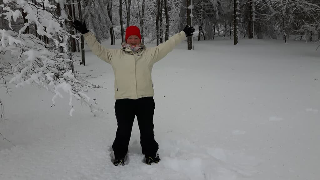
left=198, top=26, right=201, bottom=41
left=32, top=0, right=39, bottom=39
left=256, top=21, right=263, bottom=39
left=71, top=0, right=78, bottom=50
left=230, top=21, right=232, bottom=39
left=71, top=0, right=76, bottom=22
left=80, top=33, right=85, bottom=66
left=107, top=0, right=115, bottom=45
left=119, top=0, right=124, bottom=43
left=126, top=0, right=131, bottom=28
left=248, top=0, right=254, bottom=39
left=224, top=21, right=227, bottom=37
left=156, top=0, right=161, bottom=45
left=187, top=0, right=192, bottom=50
left=234, top=0, right=239, bottom=45
left=179, top=0, right=187, bottom=32
left=0, top=99, right=4, bottom=120
left=164, top=0, right=169, bottom=41
left=56, top=1, right=64, bottom=53
left=200, top=1, right=204, bottom=38
left=213, top=25, right=215, bottom=40
left=66, top=2, right=76, bottom=52
left=43, top=2, right=50, bottom=44
left=159, top=0, right=163, bottom=43
left=217, top=24, right=220, bottom=36
left=198, top=26, right=206, bottom=41
left=198, top=25, right=205, bottom=41
left=21, top=10, right=29, bottom=34
left=77, top=0, right=85, bottom=66
left=64, top=2, right=75, bottom=72
left=56, top=1, right=62, bottom=18
left=309, top=31, right=313, bottom=42
left=0, top=0, right=3, bottom=30
left=140, top=0, right=146, bottom=44
left=282, top=16, right=287, bottom=43
left=317, top=24, right=320, bottom=40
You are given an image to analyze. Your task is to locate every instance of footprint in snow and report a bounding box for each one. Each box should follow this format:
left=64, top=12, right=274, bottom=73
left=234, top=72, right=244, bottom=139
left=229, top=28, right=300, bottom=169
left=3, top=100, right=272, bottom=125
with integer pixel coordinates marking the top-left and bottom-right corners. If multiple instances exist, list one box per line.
left=232, top=130, right=246, bottom=135
left=158, top=139, right=259, bottom=180
left=306, top=108, right=318, bottom=113
left=269, top=116, right=283, bottom=121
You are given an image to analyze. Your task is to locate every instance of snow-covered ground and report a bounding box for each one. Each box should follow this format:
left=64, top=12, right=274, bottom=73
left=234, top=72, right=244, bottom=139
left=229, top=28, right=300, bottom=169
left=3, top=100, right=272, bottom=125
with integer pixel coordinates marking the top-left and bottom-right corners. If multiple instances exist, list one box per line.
left=0, top=38, right=319, bottom=180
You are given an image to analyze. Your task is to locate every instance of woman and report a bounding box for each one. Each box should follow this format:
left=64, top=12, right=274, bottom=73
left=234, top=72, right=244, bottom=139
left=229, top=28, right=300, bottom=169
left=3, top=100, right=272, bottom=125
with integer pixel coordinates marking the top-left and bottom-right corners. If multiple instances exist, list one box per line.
left=73, top=21, right=195, bottom=166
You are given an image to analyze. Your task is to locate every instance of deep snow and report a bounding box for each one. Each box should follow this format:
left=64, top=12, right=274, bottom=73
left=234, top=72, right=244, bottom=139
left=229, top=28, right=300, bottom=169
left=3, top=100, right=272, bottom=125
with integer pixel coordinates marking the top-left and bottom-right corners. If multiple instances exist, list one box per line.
left=0, top=38, right=319, bottom=180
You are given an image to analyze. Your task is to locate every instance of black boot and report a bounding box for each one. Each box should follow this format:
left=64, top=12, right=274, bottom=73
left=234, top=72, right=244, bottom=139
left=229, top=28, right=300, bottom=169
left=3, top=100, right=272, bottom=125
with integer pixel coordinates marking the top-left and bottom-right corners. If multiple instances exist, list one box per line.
left=144, top=154, right=161, bottom=165
left=112, top=155, right=128, bottom=166
left=110, top=150, right=128, bottom=166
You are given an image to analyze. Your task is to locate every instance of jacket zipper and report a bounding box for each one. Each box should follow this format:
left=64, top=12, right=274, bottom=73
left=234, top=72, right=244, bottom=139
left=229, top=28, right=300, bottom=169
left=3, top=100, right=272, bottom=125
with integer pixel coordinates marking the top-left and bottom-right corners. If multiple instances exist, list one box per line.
left=134, top=54, right=138, bottom=98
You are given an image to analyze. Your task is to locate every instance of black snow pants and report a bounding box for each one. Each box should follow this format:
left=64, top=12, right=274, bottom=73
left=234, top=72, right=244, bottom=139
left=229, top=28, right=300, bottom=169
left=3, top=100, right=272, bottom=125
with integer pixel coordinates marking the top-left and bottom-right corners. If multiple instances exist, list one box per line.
left=112, top=97, right=159, bottom=159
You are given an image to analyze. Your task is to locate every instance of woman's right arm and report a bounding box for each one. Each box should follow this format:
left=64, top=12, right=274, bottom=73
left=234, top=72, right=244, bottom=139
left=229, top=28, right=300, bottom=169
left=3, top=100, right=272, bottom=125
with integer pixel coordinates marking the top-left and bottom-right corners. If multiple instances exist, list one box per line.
left=83, top=32, right=113, bottom=64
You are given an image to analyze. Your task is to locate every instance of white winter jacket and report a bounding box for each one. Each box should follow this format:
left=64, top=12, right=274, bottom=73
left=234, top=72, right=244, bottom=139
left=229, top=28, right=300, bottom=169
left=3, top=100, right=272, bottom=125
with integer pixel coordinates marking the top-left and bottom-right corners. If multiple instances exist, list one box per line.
left=83, top=31, right=186, bottom=99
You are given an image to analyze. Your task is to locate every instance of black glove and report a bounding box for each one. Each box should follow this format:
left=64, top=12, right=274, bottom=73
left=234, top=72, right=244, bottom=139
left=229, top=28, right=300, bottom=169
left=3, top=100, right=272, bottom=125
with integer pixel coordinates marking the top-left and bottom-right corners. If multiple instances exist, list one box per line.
left=72, top=20, right=89, bottom=34
left=183, top=25, right=195, bottom=37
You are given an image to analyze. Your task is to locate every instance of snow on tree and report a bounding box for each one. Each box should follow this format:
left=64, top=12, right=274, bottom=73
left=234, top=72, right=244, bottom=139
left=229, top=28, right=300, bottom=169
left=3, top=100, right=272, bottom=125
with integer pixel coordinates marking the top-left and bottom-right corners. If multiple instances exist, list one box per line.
left=0, top=0, right=103, bottom=116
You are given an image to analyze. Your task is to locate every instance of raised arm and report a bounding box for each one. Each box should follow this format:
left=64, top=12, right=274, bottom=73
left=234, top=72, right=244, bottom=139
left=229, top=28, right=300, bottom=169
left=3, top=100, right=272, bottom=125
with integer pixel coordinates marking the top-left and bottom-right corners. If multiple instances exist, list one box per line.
left=150, top=25, right=195, bottom=64
left=83, top=32, right=112, bottom=64
left=73, top=20, right=112, bottom=64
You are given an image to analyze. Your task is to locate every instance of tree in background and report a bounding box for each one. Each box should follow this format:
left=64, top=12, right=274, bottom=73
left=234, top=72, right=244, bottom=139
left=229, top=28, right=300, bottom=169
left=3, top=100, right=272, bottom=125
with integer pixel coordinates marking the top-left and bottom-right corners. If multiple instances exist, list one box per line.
left=82, top=0, right=111, bottom=42
left=242, top=0, right=255, bottom=39
left=164, top=0, right=169, bottom=41
left=156, top=0, right=161, bottom=45
left=119, top=0, right=124, bottom=43
left=139, top=0, right=146, bottom=44
left=186, top=0, right=192, bottom=50
left=125, top=0, right=131, bottom=28
left=233, top=0, right=239, bottom=45
left=107, top=0, right=115, bottom=45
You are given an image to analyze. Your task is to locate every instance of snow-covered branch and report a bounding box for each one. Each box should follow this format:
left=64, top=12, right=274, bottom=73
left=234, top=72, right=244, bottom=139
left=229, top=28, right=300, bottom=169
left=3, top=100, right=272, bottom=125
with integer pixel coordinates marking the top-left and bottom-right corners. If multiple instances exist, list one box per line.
left=0, top=0, right=102, bottom=116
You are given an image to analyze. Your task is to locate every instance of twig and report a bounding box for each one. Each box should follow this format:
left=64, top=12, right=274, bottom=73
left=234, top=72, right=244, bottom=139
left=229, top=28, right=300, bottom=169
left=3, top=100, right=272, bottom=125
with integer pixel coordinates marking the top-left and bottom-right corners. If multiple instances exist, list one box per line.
left=0, top=132, right=15, bottom=147
left=0, top=99, right=4, bottom=120
left=0, top=100, right=15, bottom=147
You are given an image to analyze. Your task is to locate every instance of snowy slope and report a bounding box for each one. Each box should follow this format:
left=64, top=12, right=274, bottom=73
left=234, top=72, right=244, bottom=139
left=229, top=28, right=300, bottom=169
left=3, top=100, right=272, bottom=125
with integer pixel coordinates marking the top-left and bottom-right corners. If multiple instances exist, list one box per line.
left=0, top=38, right=319, bottom=180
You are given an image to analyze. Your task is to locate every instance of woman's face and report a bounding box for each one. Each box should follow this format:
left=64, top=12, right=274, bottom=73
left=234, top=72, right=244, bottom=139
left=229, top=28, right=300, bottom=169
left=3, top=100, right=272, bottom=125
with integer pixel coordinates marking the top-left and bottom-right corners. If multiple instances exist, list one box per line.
left=127, top=35, right=141, bottom=47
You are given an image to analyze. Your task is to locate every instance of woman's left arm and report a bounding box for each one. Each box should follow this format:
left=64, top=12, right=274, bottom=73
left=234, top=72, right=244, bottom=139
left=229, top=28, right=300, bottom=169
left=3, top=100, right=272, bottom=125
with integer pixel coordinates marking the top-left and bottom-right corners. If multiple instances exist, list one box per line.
left=150, top=31, right=187, bottom=64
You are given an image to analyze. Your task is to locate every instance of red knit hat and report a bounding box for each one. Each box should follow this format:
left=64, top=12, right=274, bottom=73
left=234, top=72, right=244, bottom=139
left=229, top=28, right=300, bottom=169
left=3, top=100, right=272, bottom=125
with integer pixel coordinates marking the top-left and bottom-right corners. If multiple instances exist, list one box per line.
left=125, top=26, right=141, bottom=42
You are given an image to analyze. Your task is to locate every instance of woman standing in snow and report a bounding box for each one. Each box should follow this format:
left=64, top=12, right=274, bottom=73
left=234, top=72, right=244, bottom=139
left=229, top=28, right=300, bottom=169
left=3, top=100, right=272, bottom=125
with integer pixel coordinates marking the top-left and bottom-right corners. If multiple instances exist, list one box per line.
left=73, top=20, right=195, bottom=166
